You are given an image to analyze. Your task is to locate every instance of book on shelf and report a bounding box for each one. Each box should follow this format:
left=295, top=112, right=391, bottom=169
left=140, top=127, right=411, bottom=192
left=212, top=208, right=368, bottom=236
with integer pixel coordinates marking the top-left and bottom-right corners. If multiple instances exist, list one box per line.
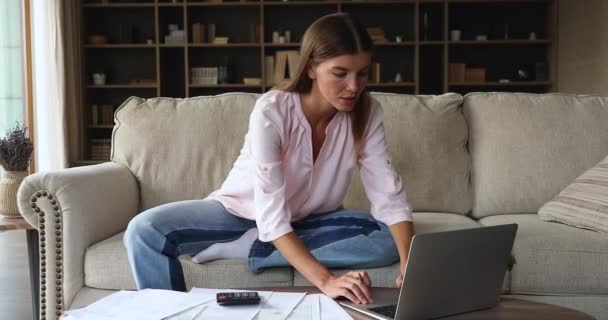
left=91, top=104, right=99, bottom=125
left=90, top=139, right=111, bottom=160
left=371, top=62, right=381, bottom=83
left=212, top=36, right=229, bottom=44
left=273, top=50, right=299, bottom=85
left=366, top=27, right=387, bottom=43
left=448, top=63, right=466, bottom=82
left=192, top=23, right=204, bottom=43
left=191, top=67, right=218, bottom=85
left=287, top=51, right=299, bottom=79
left=250, top=23, right=261, bottom=43
left=273, top=51, right=288, bottom=85
left=264, top=55, right=275, bottom=86
left=207, top=24, right=216, bottom=44
left=100, top=104, right=114, bottom=125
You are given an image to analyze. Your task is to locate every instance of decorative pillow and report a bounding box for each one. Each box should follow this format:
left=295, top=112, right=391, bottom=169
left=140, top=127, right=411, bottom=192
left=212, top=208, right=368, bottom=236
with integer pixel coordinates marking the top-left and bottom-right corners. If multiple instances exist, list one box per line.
left=539, top=155, right=608, bottom=234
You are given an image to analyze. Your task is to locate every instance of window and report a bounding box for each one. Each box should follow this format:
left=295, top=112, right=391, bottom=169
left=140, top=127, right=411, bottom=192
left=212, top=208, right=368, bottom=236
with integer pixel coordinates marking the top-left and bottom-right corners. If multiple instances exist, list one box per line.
left=0, top=0, right=25, bottom=136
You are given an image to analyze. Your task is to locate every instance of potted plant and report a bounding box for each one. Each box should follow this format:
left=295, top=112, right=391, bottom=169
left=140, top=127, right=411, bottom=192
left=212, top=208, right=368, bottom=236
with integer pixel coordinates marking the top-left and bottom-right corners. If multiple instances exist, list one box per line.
left=0, top=122, right=34, bottom=218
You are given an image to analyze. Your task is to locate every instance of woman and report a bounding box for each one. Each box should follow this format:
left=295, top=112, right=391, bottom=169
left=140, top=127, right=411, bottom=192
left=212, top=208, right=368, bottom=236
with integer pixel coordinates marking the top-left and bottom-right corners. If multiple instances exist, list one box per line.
left=124, top=13, right=414, bottom=305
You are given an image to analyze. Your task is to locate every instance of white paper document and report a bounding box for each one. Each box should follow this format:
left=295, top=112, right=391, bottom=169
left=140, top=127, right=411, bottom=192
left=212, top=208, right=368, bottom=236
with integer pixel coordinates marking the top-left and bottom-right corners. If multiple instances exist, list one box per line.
left=286, top=294, right=320, bottom=320
left=63, top=289, right=213, bottom=320
left=254, top=291, right=307, bottom=320
left=62, top=287, right=352, bottom=320
left=319, top=294, right=353, bottom=320
left=163, top=304, right=208, bottom=320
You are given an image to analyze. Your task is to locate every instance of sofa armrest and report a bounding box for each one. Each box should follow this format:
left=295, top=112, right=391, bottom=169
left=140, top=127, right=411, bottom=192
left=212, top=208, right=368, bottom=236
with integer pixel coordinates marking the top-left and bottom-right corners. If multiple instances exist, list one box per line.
left=17, top=162, right=139, bottom=319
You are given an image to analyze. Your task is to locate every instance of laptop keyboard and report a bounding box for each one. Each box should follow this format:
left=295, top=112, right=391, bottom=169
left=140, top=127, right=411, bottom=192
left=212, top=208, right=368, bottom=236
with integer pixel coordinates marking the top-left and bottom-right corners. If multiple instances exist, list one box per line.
left=369, top=304, right=397, bottom=318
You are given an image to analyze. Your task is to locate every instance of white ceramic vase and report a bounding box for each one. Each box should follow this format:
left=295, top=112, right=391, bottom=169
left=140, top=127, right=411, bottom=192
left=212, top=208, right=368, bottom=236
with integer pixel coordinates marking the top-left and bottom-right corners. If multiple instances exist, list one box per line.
left=0, top=171, right=29, bottom=218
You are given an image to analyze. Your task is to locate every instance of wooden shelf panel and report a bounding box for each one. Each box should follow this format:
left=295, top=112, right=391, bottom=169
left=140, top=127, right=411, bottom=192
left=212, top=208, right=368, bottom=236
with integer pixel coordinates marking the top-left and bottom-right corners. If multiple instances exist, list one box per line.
left=87, top=84, right=158, bottom=89
left=264, top=1, right=339, bottom=6
left=83, top=3, right=155, bottom=8
left=420, top=41, right=445, bottom=45
left=264, top=41, right=416, bottom=47
left=188, top=43, right=261, bottom=48
left=264, top=43, right=300, bottom=48
left=83, top=1, right=261, bottom=7
left=260, top=82, right=415, bottom=88
left=341, top=0, right=416, bottom=4
left=157, top=3, right=186, bottom=7
left=189, top=84, right=263, bottom=88
left=447, top=0, right=551, bottom=3
left=448, top=81, right=552, bottom=86
left=85, top=44, right=156, bottom=48
left=186, top=1, right=261, bottom=6
left=89, top=125, right=114, bottom=129
left=375, top=41, right=416, bottom=46
left=84, top=41, right=552, bottom=48
left=159, top=44, right=186, bottom=48
left=367, top=82, right=416, bottom=87
left=449, top=40, right=552, bottom=45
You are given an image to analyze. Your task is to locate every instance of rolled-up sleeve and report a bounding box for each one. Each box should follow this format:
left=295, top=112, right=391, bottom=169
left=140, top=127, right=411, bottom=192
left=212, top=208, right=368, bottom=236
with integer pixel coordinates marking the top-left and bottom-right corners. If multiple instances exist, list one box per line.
left=249, top=104, right=294, bottom=242
left=359, top=100, right=413, bottom=226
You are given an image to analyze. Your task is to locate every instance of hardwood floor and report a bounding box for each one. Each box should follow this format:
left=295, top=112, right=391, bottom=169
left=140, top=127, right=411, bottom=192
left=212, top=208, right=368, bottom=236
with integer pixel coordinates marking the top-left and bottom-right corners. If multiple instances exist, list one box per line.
left=0, top=230, right=33, bottom=320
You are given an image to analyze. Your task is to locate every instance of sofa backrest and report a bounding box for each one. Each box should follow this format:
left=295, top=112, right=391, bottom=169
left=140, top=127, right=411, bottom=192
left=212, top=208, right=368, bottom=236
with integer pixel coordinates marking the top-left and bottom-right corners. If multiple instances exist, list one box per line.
left=112, top=92, right=472, bottom=215
left=345, top=93, right=471, bottom=215
left=464, top=92, right=608, bottom=218
left=112, top=94, right=259, bottom=211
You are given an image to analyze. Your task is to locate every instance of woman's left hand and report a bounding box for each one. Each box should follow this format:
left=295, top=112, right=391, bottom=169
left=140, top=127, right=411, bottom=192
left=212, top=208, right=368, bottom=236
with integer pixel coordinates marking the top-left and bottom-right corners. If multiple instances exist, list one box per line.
left=395, top=273, right=404, bottom=288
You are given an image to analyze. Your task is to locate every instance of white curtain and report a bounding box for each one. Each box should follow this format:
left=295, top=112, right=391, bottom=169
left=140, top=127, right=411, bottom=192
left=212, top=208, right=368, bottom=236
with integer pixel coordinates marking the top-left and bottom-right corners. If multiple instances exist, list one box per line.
left=31, top=0, right=68, bottom=171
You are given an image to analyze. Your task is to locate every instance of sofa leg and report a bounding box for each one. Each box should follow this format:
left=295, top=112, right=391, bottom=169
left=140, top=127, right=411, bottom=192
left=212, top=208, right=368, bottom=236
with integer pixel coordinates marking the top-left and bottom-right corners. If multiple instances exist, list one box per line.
left=27, top=229, right=40, bottom=320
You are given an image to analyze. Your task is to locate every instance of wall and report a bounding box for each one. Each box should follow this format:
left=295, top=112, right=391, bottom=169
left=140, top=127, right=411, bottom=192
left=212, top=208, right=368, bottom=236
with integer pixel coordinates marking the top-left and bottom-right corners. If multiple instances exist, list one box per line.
left=558, top=0, right=608, bottom=96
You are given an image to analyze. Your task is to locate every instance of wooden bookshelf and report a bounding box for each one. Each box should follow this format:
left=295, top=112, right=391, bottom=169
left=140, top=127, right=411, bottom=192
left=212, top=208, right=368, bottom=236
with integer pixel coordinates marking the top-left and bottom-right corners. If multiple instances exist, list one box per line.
left=78, top=0, right=558, bottom=163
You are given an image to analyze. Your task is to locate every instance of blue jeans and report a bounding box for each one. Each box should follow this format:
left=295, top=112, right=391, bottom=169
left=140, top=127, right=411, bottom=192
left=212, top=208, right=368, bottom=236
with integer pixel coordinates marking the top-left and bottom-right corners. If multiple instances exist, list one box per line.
left=123, top=199, right=399, bottom=291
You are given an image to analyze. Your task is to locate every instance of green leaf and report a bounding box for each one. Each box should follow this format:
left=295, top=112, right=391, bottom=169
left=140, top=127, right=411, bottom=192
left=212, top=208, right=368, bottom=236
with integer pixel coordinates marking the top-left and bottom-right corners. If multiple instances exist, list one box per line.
left=507, top=255, right=517, bottom=272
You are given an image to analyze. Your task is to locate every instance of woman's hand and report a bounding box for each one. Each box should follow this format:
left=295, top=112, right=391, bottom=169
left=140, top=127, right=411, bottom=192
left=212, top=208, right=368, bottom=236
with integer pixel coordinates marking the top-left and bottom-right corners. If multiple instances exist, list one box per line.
left=395, top=272, right=404, bottom=288
left=388, top=222, right=414, bottom=290
left=271, top=234, right=373, bottom=304
left=319, top=271, right=373, bottom=304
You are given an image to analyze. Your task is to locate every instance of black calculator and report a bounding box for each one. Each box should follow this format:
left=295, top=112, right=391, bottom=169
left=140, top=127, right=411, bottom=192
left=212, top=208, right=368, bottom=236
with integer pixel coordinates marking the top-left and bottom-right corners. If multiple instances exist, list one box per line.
left=216, top=291, right=261, bottom=306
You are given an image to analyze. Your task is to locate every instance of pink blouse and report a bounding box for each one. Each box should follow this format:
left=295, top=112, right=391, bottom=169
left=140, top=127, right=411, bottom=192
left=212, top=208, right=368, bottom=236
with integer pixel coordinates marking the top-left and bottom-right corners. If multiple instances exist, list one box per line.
left=208, top=90, right=412, bottom=242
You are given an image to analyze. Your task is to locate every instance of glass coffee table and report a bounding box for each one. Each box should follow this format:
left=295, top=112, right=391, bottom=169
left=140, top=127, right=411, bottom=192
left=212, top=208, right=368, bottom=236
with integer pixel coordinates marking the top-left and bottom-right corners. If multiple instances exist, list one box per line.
left=244, top=286, right=594, bottom=320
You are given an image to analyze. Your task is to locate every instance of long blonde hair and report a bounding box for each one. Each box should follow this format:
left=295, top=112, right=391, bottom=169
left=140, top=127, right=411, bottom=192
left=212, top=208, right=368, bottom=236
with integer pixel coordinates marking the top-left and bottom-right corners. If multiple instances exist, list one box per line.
left=275, top=13, right=373, bottom=162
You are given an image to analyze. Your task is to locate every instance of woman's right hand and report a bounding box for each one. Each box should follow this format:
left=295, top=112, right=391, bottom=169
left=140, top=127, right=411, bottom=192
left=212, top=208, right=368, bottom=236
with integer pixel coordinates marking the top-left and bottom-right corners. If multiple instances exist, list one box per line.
left=319, top=271, right=373, bottom=304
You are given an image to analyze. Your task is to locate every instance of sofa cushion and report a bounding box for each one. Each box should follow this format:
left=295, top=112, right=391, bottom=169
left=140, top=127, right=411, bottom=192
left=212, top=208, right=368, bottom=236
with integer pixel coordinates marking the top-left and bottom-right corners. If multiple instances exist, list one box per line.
left=479, top=214, right=608, bottom=295
left=84, top=231, right=293, bottom=290
left=345, top=92, right=471, bottom=214
left=179, top=257, right=293, bottom=291
left=464, top=92, right=608, bottom=218
left=112, top=94, right=260, bottom=211
left=539, top=154, right=608, bottom=234
left=84, top=232, right=137, bottom=290
left=294, top=212, right=481, bottom=286
left=86, top=213, right=479, bottom=290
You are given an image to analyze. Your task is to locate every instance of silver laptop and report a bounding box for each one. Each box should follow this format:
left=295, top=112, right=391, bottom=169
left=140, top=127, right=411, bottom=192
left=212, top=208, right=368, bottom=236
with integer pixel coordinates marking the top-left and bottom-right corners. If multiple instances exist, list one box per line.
left=340, top=224, right=518, bottom=320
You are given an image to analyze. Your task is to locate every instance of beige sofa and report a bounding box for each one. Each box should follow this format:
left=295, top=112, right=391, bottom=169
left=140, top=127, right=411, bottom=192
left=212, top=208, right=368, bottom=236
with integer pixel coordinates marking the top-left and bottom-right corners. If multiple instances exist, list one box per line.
left=18, top=92, right=608, bottom=320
